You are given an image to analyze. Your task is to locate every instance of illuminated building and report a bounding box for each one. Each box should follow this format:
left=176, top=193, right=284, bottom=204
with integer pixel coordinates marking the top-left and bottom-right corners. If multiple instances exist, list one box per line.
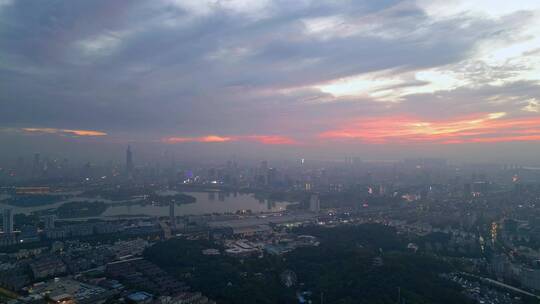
left=15, top=186, right=50, bottom=195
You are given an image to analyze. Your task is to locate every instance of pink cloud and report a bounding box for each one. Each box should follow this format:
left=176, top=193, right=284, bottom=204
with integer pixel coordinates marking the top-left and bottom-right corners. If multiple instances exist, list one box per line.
left=163, top=135, right=233, bottom=143
left=318, top=113, right=540, bottom=144
left=162, top=134, right=296, bottom=145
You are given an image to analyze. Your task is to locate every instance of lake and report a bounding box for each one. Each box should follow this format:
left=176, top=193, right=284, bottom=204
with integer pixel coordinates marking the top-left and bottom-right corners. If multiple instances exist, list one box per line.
left=0, top=192, right=291, bottom=218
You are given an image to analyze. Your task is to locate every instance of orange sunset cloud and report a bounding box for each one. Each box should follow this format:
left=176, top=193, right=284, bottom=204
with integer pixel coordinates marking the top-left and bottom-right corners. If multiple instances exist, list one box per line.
left=22, top=128, right=107, bottom=137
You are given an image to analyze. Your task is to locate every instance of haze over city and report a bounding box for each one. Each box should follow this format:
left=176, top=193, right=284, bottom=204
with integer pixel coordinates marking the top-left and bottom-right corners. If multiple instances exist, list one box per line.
left=3, top=1, right=540, bottom=304
left=1, top=0, right=540, bottom=164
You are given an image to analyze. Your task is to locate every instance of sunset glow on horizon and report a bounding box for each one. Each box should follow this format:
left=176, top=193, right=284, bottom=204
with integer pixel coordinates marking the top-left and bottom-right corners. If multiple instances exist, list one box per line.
left=319, top=113, right=540, bottom=145
left=163, top=135, right=233, bottom=143
left=163, top=135, right=296, bottom=145
left=161, top=112, right=540, bottom=146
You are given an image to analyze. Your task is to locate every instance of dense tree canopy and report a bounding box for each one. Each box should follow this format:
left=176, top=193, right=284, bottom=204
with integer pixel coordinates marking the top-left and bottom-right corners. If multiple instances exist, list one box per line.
left=145, top=224, right=471, bottom=304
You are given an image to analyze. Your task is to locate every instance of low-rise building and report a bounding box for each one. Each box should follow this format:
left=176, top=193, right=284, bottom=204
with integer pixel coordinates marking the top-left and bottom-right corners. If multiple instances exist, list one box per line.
left=25, top=277, right=116, bottom=304
left=126, top=291, right=154, bottom=304
left=224, top=240, right=260, bottom=257
left=231, top=225, right=272, bottom=237
left=159, top=292, right=216, bottom=304
left=29, top=256, right=67, bottom=279
left=521, top=268, right=540, bottom=291
left=110, top=238, right=149, bottom=258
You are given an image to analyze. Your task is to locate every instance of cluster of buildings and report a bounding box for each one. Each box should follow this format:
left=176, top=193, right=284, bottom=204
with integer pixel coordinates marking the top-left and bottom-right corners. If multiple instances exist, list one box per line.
left=196, top=212, right=319, bottom=258
left=0, top=210, right=163, bottom=247
left=487, top=218, right=540, bottom=292
left=0, top=209, right=47, bottom=247
left=219, top=233, right=319, bottom=258
left=443, top=273, right=527, bottom=304
left=0, top=235, right=214, bottom=304
left=22, top=277, right=116, bottom=304
left=0, top=205, right=326, bottom=303
left=0, top=238, right=150, bottom=290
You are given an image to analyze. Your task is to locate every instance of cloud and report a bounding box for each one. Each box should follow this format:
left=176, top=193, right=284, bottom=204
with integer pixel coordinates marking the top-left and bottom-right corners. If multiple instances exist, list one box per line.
left=0, top=0, right=539, bottom=159
left=313, top=68, right=469, bottom=102
left=522, top=98, right=540, bottom=113
left=22, top=128, right=107, bottom=137
left=166, top=0, right=273, bottom=19
left=75, top=31, right=129, bottom=60
left=417, top=0, right=540, bottom=19
left=0, top=0, right=12, bottom=10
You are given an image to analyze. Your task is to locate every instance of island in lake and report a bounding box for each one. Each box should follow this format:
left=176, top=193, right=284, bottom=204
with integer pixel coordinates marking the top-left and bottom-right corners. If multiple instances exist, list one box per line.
left=56, top=201, right=108, bottom=219
left=31, top=192, right=197, bottom=219
left=0, top=194, right=70, bottom=207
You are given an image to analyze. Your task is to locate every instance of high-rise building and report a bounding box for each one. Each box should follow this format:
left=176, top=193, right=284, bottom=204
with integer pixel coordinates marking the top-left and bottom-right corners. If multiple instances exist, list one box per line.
left=16, top=156, right=25, bottom=176
left=126, top=145, right=134, bottom=178
left=32, top=153, right=41, bottom=177
left=309, top=194, right=320, bottom=213
left=3, top=209, right=13, bottom=234
left=43, top=215, right=56, bottom=230
left=260, top=160, right=268, bottom=171
left=169, top=202, right=175, bottom=229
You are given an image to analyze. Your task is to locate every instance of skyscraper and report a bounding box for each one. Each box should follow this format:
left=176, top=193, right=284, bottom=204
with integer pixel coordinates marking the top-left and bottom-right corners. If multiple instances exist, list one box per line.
left=3, top=209, right=13, bottom=234
left=126, top=145, right=134, bottom=178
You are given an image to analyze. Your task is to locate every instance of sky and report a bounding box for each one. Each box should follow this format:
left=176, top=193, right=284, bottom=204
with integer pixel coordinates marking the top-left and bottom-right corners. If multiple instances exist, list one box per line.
left=1, top=0, right=540, bottom=163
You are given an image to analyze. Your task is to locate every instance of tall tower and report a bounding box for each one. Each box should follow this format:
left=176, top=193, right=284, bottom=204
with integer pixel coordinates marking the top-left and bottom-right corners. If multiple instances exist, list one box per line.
left=126, top=145, right=134, bottom=178
left=3, top=209, right=13, bottom=234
